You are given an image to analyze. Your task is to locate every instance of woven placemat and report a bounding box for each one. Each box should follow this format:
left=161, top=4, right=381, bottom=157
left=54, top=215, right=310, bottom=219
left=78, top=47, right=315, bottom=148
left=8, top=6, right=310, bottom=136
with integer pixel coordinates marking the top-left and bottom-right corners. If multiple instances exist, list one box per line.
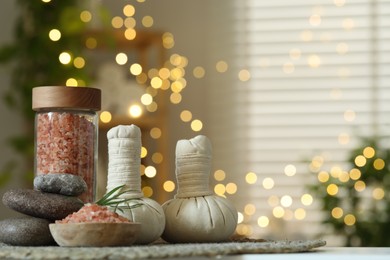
left=0, top=239, right=326, bottom=259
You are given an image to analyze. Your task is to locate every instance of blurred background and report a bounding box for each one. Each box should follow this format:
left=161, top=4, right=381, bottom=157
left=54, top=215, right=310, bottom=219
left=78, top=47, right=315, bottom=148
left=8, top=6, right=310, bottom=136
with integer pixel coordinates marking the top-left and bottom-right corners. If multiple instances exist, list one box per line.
left=0, top=0, right=389, bottom=247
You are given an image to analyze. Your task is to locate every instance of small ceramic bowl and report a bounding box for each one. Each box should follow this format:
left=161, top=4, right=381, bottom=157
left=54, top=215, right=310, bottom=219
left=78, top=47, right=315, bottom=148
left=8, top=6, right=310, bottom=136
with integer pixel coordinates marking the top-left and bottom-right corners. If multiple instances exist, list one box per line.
left=49, top=222, right=141, bottom=247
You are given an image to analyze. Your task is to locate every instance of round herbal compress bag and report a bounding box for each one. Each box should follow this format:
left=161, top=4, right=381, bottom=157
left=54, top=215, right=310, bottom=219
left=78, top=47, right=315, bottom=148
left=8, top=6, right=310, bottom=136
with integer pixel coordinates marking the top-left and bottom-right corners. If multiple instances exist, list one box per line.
left=162, top=135, right=238, bottom=243
left=106, top=125, right=165, bottom=244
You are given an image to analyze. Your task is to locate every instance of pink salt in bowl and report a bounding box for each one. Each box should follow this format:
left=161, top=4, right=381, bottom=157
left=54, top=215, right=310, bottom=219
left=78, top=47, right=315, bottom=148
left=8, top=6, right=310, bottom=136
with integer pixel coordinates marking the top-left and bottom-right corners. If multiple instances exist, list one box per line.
left=49, top=222, right=141, bottom=247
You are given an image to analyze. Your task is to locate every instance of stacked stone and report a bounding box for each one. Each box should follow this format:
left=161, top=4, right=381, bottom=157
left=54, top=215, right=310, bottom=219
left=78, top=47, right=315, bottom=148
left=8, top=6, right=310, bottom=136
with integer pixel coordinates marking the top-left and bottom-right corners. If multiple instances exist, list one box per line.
left=0, top=174, right=86, bottom=246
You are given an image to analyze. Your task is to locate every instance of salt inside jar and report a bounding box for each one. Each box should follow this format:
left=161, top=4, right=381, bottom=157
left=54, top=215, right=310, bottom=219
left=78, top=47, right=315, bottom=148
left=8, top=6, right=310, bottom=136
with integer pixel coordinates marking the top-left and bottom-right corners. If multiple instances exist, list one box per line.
left=32, top=86, right=101, bottom=202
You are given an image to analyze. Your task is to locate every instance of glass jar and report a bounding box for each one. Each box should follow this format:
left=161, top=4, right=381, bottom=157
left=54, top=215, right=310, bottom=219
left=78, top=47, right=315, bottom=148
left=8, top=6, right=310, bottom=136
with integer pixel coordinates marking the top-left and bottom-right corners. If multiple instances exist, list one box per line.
left=32, top=86, right=101, bottom=202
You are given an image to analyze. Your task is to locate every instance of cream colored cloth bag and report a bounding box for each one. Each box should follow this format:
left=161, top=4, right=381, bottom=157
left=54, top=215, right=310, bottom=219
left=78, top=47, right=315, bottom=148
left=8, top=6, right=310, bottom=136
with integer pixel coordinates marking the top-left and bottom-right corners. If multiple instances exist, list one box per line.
left=162, top=135, right=238, bottom=243
left=107, top=125, right=165, bottom=244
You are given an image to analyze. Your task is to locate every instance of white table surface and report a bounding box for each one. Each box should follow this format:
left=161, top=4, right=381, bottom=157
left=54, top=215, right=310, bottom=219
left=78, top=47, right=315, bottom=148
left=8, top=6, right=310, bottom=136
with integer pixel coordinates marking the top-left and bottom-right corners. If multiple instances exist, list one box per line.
left=171, top=247, right=390, bottom=260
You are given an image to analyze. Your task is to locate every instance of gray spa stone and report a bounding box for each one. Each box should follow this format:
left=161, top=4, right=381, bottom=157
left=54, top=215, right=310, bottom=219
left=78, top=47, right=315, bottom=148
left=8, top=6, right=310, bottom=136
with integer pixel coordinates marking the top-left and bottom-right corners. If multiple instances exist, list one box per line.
left=0, top=217, right=55, bottom=246
left=2, top=189, right=83, bottom=220
left=34, top=173, right=87, bottom=196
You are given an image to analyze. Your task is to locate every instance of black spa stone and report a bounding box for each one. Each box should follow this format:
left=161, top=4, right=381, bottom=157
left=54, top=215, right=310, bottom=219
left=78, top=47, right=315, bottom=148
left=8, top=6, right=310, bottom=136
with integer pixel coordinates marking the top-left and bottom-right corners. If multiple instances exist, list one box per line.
left=2, top=189, right=83, bottom=220
left=34, top=173, right=87, bottom=196
left=0, top=217, right=55, bottom=246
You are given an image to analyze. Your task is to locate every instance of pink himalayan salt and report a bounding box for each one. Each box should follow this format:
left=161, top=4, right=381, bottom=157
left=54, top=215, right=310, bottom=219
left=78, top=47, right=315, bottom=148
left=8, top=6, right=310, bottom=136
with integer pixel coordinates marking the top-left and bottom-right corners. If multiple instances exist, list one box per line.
left=56, top=204, right=130, bottom=224
left=35, top=112, right=95, bottom=202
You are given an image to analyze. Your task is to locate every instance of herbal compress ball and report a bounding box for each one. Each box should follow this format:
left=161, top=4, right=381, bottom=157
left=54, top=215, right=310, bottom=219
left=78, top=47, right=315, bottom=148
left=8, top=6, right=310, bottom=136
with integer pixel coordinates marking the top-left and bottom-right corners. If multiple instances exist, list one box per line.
left=106, top=125, right=165, bottom=244
left=162, top=135, right=238, bottom=243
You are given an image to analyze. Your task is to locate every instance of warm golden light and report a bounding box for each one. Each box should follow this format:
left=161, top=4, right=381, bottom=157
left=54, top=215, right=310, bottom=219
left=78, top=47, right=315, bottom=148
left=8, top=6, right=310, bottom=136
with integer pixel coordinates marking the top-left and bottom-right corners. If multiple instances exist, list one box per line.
left=151, top=77, right=163, bottom=89
left=330, top=166, right=342, bottom=178
left=284, top=164, right=296, bottom=176
left=344, top=214, right=356, bottom=226
left=85, top=37, right=97, bottom=49
left=262, top=177, right=274, bottom=189
left=142, top=16, right=154, bottom=27
left=226, top=183, right=237, bottom=194
left=355, top=155, right=367, bottom=167
left=123, top=4, right=135, bottom=17
left=238, top=69, right=251, bottom=81
left=311, top=155, right=324, bottom=169
left=294, top=208, right=306, bottom=220
left=141, top=147, right=147, bottom=158
left=363, top=146, right=375, bottom=158
left=59, top=52, right=72, bottom=64
left=193, top=66, right=205, bottom=79
left=301, top=194, right=313, bottom=206
left=191, top=119, right=203, bottom=132
left=115, top=53, right=128, bottom=65
left=331, top=207, right=343, bottom=219
left=162, top=32, right=175, bottom=49
left=268, top=195, right=279, bottom=207
left=373, top=158, right=385, bottom=170
left=49, top=29, right=61, bottom=41
left=318, top=171, right=330, bottom=182
left=214, top=169, right=226, bottom=181
left=372, top=187, right=385, bottom=200
left=111, top=16, right=124, bottom=28
left=141, top=93, right=153, bottom=106
left=149, top=127, right=161, bottom=139
left=66, top=78, right=78, bottom=87
left=152, top=152, right=163, bottom=164
left=171, top=81, right=184, bottom=93
left=146, top=102, right=158, bottom=112
left=273, top=206, right=285, bottom=218
left=145, top=166, right=157, bottom=178
left=80, top=10, right=92, bottom=23
left=170, top=93, right=182, bottom=104
left=124, top=28, right=136, bottom=40
left=163, top=181, right=175, bottom=192
left=214, top=183, right=226, bottom=196
left=349, top=168, right=361, bottom=180
left=280, top=195, right=293, bottom=207
left=244, top=204, right=256, bottom=216
left=142, top=186, right=153, bottom=197
left=354, top=180, right=366, bottom=192
left=180, top=110, right=192, bottom=122
left=338, top=171, right=350, bottom=183
left=124, top=17, right=136, bottom=28
left=216, top=60, right=228, bottom=73
left=130, top=63, right=143, bottom=76
left=245, top=172, right=257, bottom=184
left=257, top=216, right=269, bottom=228
left=237, top=212, right=244, bottom=224
left=100, top=111, right=112, bottom=123
left=158, top=68, right=170, bottom=79
left=73, top=57, right=85, bottom=69
left=128, top=104, right=143, bottom=118
left=344, top=109, right=356, bottom=122
left=327, top=184, right=339, bottom=196
left=308, top=54, right=321, bottom=68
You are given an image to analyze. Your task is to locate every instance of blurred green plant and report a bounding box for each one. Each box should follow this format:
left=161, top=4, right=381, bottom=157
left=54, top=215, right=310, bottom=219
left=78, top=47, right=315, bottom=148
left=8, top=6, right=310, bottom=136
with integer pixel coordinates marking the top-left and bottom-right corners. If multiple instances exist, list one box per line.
left=0, top=0, right=90, bottom=186
left=309, top=137, right=390, bottom=246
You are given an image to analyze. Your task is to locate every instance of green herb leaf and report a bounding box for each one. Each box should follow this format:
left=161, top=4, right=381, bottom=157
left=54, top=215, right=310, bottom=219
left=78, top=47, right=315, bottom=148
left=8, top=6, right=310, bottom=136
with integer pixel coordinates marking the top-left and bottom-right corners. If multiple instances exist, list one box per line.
left=95, top=185, right=143, bottom=213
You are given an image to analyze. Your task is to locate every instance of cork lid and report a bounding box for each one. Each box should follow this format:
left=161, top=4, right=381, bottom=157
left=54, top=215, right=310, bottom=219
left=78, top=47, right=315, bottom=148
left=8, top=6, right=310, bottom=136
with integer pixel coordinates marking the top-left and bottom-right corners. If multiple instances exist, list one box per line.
left=32, top=86, right=101, bottom=111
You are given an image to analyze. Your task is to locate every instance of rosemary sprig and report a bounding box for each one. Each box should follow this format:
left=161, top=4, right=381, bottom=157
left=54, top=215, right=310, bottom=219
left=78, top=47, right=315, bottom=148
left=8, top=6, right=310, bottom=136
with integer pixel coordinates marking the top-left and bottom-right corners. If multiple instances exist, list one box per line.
left=95, top=185, right=143, bottom=213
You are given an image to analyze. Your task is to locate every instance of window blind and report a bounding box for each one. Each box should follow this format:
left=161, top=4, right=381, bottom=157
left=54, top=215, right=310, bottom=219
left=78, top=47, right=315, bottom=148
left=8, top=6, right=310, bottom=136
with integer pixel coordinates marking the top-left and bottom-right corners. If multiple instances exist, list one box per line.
left=207, top=0, right=390, bottom=243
